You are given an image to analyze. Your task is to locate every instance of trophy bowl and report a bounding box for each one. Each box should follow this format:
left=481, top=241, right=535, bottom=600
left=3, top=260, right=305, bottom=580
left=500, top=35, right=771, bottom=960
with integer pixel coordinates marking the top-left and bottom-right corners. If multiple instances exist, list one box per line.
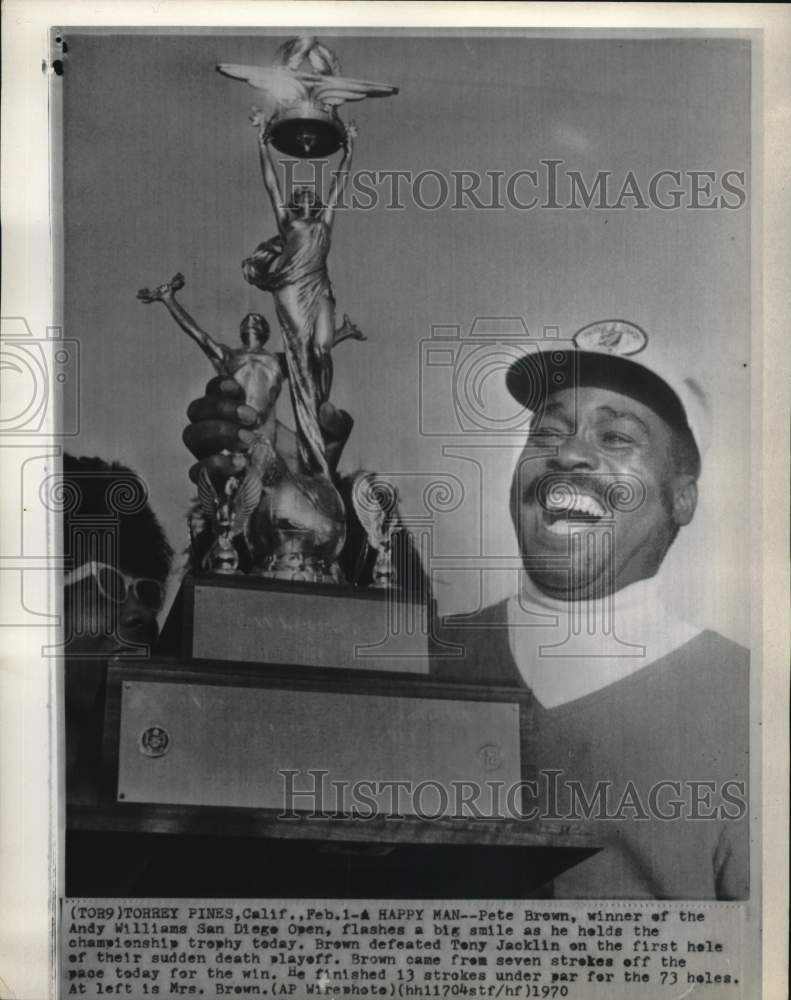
left=248, top=473, right=347, bottom=584
left=268, top=101, right=346, bottom=158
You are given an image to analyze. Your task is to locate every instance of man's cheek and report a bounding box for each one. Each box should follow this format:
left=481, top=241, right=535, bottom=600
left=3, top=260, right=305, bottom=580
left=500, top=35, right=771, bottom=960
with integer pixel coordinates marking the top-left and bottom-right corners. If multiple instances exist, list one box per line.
left=508, top=484, right=523, bottom=533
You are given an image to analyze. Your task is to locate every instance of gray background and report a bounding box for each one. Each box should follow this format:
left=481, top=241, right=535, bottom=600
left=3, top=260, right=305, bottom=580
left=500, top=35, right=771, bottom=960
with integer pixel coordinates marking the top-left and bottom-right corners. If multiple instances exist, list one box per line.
left=62, top=31, right=751, bottom=642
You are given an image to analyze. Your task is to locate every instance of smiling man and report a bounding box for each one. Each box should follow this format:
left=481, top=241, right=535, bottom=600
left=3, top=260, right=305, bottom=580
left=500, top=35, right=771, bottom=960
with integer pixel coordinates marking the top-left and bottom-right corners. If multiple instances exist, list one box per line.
left=180, top=321, right=749, bottom=900
left=434, top=323, right=749, bottom=900
left=512, top=387, right=697, bottom=601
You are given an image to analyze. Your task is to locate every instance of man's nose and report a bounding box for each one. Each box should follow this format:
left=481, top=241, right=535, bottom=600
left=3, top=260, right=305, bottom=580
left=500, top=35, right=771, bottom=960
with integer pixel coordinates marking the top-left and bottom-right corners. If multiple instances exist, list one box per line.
left=548, top=433, right=599, bottom=470
left=119, top=594, right=159, bottom=645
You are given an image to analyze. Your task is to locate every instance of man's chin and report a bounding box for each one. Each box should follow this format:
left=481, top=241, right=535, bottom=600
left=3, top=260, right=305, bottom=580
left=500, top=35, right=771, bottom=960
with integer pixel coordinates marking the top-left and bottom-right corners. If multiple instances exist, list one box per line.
left=523, top=565, right=612, bottom=602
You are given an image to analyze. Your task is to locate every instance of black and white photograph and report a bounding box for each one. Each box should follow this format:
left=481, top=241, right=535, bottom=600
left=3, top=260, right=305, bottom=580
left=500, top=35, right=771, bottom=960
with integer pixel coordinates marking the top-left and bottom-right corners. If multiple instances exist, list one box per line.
left=1, top=5, right=788, bottom=1000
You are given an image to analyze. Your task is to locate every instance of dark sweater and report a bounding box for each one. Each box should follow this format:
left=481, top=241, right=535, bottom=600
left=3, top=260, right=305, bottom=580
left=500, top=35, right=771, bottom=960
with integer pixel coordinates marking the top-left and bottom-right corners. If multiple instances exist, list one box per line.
left=433, top=600, right=749, bottom=899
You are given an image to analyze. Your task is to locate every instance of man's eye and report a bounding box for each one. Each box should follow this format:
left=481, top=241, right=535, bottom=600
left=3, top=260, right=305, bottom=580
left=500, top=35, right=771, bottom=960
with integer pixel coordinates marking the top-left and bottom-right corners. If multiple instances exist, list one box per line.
left=601, top=431, right=635, bottom=445
left=533, top=426, right=565, bottom=437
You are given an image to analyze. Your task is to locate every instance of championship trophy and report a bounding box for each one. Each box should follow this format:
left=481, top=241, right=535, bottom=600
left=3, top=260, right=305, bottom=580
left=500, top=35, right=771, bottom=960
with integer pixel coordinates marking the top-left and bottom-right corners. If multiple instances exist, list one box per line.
left=79, top=38, right=597, bottom=898
left=137, top=37, right=426, bottom=668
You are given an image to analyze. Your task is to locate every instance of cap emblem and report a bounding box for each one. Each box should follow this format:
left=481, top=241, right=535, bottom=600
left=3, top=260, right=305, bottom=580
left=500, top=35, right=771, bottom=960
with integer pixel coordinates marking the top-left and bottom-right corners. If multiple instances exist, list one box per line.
left=573, top=320, right=648, bottom=357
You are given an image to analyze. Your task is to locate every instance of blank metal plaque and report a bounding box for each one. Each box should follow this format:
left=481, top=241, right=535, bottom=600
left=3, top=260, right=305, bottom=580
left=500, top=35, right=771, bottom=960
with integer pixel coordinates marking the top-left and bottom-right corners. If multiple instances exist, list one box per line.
left=117, top=681, right=521, bottom=816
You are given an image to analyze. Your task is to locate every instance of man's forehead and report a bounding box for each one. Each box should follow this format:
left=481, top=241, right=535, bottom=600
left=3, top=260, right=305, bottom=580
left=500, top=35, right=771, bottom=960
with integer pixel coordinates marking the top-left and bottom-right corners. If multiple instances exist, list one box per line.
left=542, top=386, right=660, bottom=424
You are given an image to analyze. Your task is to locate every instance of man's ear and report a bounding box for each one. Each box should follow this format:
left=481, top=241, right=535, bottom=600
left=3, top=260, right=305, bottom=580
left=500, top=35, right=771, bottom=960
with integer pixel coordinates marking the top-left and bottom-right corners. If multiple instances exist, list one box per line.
left=671, top=476, right=698, bottom=526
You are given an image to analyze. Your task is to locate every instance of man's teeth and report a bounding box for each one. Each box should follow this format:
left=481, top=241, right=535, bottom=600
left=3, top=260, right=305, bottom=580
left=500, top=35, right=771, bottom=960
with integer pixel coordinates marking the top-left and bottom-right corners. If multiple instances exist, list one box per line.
left=544, top=494, right=607, bottom=518
left=542, top=493, right=607, bottom=533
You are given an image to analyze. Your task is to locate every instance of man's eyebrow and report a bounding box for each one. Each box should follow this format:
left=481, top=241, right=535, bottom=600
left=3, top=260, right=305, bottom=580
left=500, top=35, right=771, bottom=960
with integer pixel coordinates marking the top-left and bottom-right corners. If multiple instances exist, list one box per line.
left=597, top=406, right=650, bottom=433
left=539, top=401, right=571, bottom=419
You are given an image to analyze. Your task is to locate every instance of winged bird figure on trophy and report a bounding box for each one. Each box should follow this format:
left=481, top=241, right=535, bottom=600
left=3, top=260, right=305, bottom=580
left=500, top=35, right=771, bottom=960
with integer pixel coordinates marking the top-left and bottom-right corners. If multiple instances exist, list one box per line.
left=217, top=36, right=398, bottom=158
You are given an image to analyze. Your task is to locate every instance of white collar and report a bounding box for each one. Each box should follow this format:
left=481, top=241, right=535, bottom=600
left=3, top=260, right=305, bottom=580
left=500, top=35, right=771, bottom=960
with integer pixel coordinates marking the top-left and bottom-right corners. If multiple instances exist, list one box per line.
left=507, top=570, right=700, bottom=707
left=514, top=570, right=663, bottom=620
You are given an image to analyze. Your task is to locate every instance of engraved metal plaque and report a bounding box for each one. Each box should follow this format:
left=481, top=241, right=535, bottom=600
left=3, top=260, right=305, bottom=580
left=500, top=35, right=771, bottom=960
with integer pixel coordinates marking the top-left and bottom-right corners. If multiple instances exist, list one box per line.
left=117, top=680, right=521, bottom=815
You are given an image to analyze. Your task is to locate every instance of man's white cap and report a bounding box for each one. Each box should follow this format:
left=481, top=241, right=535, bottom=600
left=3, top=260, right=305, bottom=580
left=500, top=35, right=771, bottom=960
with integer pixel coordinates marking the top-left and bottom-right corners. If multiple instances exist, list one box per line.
left=505, top=320, right=711, bottom=462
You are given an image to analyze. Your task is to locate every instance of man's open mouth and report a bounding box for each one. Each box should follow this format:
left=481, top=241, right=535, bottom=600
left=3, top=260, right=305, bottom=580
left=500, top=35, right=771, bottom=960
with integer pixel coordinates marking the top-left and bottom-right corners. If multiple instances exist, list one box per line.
left=540, top=492, right=608, bottom=534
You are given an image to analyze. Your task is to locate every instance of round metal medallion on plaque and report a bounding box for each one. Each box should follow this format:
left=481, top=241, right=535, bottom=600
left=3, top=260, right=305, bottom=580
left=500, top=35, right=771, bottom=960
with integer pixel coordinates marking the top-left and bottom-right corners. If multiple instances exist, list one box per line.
left=138, top=725, right=171, bottom=758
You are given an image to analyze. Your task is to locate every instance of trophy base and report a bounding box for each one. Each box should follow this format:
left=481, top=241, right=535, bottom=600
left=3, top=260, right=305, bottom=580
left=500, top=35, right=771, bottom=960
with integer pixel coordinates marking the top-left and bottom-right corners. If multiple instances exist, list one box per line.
left=67, top=662, right=600, bottom=898
left=159, top=573, right=435, bottom=674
